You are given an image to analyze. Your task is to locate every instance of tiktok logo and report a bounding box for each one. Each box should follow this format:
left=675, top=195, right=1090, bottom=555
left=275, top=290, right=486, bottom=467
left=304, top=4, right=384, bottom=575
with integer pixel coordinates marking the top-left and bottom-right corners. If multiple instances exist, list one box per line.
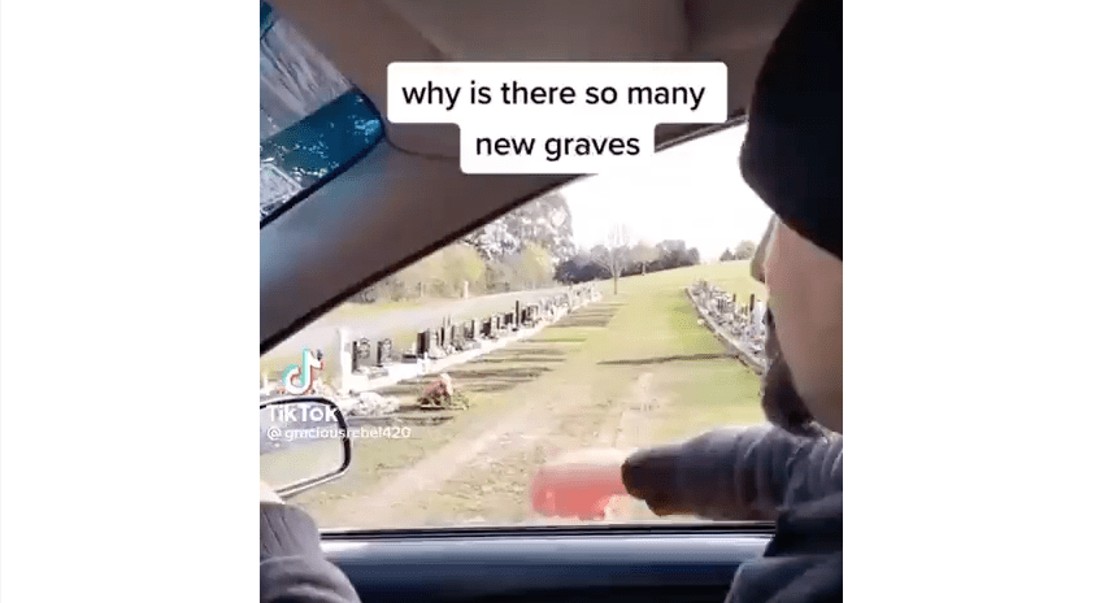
left=282, top=349, right=323, bottom=395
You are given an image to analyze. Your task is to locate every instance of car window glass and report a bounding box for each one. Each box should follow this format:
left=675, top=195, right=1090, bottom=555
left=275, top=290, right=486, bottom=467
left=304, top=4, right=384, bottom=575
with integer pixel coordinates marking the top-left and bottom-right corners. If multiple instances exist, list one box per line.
left=260, top=125, right=780, bottom=530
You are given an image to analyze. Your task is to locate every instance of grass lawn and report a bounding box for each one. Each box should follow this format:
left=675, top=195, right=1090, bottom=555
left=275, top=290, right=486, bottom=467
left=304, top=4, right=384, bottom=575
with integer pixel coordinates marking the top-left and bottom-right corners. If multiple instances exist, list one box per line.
left=286, top=260, right=770, bottom=527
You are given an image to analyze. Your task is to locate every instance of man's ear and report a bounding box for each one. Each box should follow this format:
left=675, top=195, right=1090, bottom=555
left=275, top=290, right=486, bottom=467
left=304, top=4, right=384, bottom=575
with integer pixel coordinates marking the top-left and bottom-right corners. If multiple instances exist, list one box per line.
left=750, top=216, right=777, bottom=284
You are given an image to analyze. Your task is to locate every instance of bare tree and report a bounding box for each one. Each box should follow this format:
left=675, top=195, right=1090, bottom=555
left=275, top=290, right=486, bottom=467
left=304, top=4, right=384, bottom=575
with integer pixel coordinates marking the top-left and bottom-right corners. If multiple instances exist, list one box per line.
left=592, top=224, right=632, bottom=294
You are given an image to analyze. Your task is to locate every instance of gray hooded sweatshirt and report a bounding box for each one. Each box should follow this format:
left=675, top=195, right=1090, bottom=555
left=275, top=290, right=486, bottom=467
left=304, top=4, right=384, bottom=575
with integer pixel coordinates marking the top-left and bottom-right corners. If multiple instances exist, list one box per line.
left=624, top=425, right=842, bottom=602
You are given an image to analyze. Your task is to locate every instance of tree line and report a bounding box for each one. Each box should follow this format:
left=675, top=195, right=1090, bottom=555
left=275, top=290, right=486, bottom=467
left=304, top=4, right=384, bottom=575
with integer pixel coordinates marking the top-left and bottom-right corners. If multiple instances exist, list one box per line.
left=350, top=189, right=758, bottom=302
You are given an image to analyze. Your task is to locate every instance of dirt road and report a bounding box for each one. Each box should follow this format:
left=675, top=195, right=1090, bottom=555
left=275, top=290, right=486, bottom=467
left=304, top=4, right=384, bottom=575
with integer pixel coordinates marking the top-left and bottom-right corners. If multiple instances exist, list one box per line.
left=303, top=303, right=670, bottom=528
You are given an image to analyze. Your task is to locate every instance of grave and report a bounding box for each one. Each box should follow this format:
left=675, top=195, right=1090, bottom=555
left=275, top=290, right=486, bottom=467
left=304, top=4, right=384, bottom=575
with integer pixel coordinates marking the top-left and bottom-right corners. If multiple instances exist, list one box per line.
left=438, top=325, right=449, bottom=351
left=351, top=337, right=372, bottom=374
left=416, top=330, right=432, bottom=359
left=377, top=338, right=393, bottom=366
left=335, top=328, right=370, bottom=394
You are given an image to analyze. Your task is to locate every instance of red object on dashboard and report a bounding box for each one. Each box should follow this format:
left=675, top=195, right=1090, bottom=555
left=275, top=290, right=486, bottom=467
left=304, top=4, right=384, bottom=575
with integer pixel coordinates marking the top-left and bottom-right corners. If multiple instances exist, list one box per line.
left=530, top=449, right=629, bottom=521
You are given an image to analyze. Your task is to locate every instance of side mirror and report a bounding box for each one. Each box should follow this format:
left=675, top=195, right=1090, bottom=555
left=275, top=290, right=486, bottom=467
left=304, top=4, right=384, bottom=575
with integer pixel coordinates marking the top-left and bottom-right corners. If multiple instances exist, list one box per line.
left=260, top=396, right=352, bottom=499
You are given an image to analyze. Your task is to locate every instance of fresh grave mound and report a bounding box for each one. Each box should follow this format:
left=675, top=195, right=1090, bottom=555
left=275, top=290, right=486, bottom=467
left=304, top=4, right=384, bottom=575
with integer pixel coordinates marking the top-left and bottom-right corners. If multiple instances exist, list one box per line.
left=417, top=373, right=470, bottom=410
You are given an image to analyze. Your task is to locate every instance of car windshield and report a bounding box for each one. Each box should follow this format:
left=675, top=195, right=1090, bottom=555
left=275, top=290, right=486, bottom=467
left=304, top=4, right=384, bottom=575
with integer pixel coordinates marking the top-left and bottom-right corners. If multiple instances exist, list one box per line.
left=260, top=120, right=779, bottom=530
left=260, top=2, right=383, bottom=222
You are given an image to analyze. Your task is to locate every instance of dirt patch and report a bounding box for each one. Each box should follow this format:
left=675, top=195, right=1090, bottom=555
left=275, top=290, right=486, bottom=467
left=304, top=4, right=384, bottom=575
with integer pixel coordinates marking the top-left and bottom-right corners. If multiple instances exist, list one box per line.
left=387, top=370, right=664, bottom=527
left=318, top=369, right=599, bottom=527
left=601, top=372, right=666, bottom=522
left=552, top=304, right=622, bottom=329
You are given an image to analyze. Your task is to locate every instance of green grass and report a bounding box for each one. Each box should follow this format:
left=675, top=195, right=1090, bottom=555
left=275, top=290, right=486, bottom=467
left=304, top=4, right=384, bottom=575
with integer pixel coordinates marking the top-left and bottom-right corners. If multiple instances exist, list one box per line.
left=590, top=261, right=765, bottom=442
left=598, top=260, right=766, bottom=300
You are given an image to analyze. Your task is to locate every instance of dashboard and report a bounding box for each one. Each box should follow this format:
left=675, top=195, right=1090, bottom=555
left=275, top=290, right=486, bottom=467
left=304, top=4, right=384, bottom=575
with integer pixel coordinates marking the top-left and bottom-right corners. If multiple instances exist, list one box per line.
left=323, top=524, right=772, bottom=602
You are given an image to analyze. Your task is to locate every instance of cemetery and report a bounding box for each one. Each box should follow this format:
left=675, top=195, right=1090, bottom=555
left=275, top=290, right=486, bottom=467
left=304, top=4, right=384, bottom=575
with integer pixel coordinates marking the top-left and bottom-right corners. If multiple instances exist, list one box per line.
left=686, top=280, right=768, bottom=374
left=261, top=285, right=601, bottom=422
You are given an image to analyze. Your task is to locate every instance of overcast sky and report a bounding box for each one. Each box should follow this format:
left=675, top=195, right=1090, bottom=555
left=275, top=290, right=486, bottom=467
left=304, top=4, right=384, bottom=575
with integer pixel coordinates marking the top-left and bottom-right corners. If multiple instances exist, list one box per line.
left=559, top=126, right=772, bottom=261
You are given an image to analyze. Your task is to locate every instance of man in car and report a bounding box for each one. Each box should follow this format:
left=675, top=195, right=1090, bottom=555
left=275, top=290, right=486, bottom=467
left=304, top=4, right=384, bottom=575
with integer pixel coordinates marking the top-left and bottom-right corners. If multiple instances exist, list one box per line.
left=725, top=0, right=842, bottom=598
left=594, top=214, right=842, bottom=523
left=261, top=0, right=841, bottom=599
left=629, top=0, right=842, bottom=599
left=261, top=481, right=362, bottom=603
left=621, top=229, right=841, bottom=520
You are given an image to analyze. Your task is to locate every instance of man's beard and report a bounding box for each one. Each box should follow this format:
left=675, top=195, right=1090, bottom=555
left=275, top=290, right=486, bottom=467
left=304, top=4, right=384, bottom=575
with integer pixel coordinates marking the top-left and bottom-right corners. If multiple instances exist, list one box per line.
left=761, top=323, right=824, bottom=438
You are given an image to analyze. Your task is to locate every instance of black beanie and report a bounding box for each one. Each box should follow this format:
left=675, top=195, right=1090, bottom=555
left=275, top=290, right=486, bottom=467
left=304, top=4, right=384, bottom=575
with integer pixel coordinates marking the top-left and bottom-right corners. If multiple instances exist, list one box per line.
left=739, top=0, right=842, bottom=260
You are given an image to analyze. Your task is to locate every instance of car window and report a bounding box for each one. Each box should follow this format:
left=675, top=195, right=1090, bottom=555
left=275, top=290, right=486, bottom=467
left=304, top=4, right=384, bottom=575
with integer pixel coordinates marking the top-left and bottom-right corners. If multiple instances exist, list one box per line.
left=260, top=1, right=384, bottom=221
left=260, top=125, right=779, bottom=530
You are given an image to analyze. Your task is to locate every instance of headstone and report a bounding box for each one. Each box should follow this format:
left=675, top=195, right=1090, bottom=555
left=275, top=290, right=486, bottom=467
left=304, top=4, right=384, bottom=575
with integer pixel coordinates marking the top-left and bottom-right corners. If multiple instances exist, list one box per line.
left=416, top=330, right=431, bottom=358
left=515, top=300, right=521, bottom=322
left=468, top=319, right=478, bottom=340
left=427, top=329, right=446, bottom=360
left=449, top=324, right=459, bottom=347
left=351, top=338, right=372, bottom=373
left=438, top=326, right=448, bottom=350
left=481, top=318, right=493, bottom=338
left=462, top=281, right=470, bottom=299
left=377, top=338, right=393, bottom=366
left=336, top=328, right=353, bottom=392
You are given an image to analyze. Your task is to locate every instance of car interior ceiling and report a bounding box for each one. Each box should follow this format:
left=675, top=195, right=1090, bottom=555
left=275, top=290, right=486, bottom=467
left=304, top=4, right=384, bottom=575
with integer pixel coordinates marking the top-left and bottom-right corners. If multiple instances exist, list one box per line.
left=260, top=0, right=798, bottom=353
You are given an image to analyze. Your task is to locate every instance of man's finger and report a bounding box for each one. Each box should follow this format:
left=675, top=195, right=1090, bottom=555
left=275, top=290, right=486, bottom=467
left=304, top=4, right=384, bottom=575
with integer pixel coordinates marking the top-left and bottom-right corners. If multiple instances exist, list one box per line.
left=622, top=444, right=686, bottom=513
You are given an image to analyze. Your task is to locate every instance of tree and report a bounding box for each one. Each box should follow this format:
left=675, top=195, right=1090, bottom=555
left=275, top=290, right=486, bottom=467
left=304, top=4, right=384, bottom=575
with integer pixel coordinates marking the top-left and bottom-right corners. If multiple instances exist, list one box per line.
left=592, top=224, right=632, bottom=294
left=652, top=239, right=698, bottom=271
left=732, top=240, right=758, bottom=260
left=631, top=241, right=660, bottom=275
left=462, top=191, right=576, bottom=262
left=377, top=243, right=488, bottom=299
left=554, top=249, right=611, bottom=283
left=440, top=244, right=487, bottom=294
left=514, top=243, right=556, bottom=288
left=719, top=248, right=736, bottom=262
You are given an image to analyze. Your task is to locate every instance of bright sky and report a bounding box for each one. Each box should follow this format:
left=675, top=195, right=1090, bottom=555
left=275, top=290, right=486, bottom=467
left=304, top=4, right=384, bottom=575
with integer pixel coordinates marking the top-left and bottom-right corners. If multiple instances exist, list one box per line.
left=559, top=126, right=772, bottom=261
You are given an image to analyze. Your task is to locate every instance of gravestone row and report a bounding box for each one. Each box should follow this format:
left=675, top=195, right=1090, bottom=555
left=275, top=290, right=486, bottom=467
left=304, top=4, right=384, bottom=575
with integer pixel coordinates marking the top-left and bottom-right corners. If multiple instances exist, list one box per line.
left=690, top=280, right=768, bottom=356
left=349, top=290, right=590, bottom=368
left=351, top=337, right=395, bottom=374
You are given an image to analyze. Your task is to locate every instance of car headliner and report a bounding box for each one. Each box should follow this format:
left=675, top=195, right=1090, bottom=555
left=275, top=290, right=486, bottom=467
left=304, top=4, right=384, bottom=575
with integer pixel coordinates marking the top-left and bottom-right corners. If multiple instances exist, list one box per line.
left=261, top=0, right=797, bottom=354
